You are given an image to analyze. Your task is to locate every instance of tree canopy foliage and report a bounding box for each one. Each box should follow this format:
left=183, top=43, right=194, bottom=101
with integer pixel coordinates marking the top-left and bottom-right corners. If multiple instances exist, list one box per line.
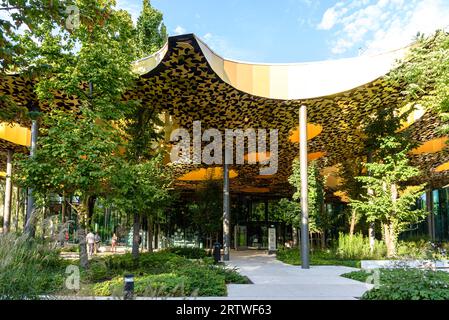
left=7, top=0, right=171, bottom=265
left=350, top=136, right=426, bottom=256
left=389, top=30, right=449, bottom=133
left=289, top=160, right=330, bottom=234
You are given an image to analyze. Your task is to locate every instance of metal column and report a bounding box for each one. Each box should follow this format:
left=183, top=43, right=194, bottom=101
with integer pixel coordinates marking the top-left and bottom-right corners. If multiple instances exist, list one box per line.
left=299, top=105, right=310, bottom=269
left=25, top=119, right=38, bottom=234
left=426, top=189, right=435, bottom=241
left=223, top=157, right=231, bottom=261
left=3, top=149, right=13, bottom=233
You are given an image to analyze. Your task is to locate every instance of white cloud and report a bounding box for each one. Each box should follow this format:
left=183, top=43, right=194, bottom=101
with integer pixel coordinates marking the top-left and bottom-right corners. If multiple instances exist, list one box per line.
left=318, top=0, right=449, bottom=55
left=365, top=0, right=449, bottom=54
left=318, top=6, right=345, bottom=30
left=174, top=26, right=187, bottom=35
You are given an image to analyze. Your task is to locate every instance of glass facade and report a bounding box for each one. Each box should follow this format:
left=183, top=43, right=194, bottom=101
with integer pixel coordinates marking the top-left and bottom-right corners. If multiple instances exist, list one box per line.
left=433, top=189, right=449, bottom=241
left=402, top=188, right=449, bottom=242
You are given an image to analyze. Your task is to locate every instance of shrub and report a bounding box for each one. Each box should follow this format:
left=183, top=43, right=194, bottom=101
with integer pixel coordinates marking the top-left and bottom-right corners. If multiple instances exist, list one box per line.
left=83, top=259, right=112, bottom=282
left=139, top=252, right=188, bottom=274
left=343, top=268, right=449, bottom=300
left=0, top=234, right=65, bottom=300
left=336, top=233, right=386, bottom=260
left=211, top=265, right=250, bottom=284
left=99, top=252, right=188, bottom=277
left=87, top=251, right=247, bottom=297
left=92, top=273, right=190, bottom=297
left=163, top=247, right=209, bottom=259
left=177, top=263, right=227, bottom=296
left=276, top=246, right=361, bottom=268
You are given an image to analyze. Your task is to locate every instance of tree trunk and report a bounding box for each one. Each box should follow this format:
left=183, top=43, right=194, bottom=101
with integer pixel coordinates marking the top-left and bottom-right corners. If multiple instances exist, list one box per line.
left=14, top=187, right=21, bottom=233
left=132, top=212, right=140, bottom=260
left=367, top=182, right=375, bottom=252
left=87, top=196, right=96, bottom=230
left=320, top=231, right=326, bottom=249
left=154, top=222, right=159, bottom=250
left=349, top=210, right=356, bottom=236
left=61, top=193, right=66, bottom=224
left=78, top=228, right=89, bottom=268
left=385, top=183, right=399, bottom=257
left=24, top=206, right=38, bottom=238
left=383, top=223, right=397, bottom=257
left=292, top=227, right=298, bottom=247
left=369, top=223, right=375, bottom=252
left=147, top=216, right=153, bottom=253
left=73, top=198, right=90, bottom=269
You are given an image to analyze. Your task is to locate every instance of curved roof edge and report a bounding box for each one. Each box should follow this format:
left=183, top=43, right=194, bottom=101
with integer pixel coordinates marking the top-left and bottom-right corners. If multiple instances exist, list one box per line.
left=134, top=33, right=409, bottom=100
left=132, top=41, right=169, bottom=76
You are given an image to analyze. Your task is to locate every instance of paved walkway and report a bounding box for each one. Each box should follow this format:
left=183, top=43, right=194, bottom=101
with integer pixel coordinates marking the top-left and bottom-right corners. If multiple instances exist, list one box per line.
left=224, top=250, right=372, bottom=300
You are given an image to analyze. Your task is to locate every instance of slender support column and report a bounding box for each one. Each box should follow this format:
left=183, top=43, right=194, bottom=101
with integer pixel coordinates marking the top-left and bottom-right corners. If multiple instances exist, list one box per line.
left=25, top=119, right=38, bottom=235
left=223, top=151, right=231, bottom=261
left=299, top=105, right=310, bottom=269
left=426, top=189, right=435, bottom=241
left=3, top=149, right=13, bottom=233
left=367, top=152, right=375, bottom=252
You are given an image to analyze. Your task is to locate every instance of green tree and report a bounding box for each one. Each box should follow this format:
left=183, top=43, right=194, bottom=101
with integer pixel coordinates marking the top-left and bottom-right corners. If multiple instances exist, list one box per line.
left=15, top=109, right=123, bottom=268
left=389, top=30, right=449, bottom=133
left=110, top=156, right=173, bottom=259
left=14, top=1, right=138, bottom=121
left=338, top=157, right=366, bottom=236
left=289, top=160, right=330, bottom=248
left=0, top=0, right=71, bottom=73
left=0, top=0, right=72, bottom=121
left=350, top=136, right=427, bottom=257
left=117, top=0, right=169, bottom=259
left=357, top=98, right=416, bottom=250
left=9, top=0, right=143, bottom=248
left=272, top=198, right=300, bottom=245
left=187, top=178, right=223, bottom=249
left=136, top=0, right=167, bottom=57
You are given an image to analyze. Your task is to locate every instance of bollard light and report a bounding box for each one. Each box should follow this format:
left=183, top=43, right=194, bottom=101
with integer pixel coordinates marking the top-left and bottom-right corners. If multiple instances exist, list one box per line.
left=213, top=242, right=222, bottom=263
left=124, top=274, right=134, bottom=300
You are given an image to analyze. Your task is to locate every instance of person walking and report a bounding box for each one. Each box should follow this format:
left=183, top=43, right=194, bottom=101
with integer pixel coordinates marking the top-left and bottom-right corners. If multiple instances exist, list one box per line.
left=94, top=233, right=101, bottom=254
left=86, top=231, right=95, bottom=256
left=111, top=233, right=118, bottom=253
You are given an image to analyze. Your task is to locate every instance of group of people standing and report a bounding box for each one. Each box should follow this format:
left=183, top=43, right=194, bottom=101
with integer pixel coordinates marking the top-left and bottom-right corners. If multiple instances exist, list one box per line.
left=86, top=231, right=119, bottom=256
left=86, top=231, right=102, bottom=256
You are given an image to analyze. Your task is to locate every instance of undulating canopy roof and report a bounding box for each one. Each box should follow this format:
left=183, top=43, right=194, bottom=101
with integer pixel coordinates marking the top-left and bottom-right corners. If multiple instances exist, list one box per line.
left=1, top=33, right=448, bottom=197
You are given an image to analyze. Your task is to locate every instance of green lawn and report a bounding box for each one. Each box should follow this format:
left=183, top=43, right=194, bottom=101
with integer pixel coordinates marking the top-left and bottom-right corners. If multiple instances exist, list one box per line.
left=276, top=247, right=361, bottom=268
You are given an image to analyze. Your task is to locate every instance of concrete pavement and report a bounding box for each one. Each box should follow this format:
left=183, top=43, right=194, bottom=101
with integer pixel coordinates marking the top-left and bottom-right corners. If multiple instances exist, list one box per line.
left=224, top=250, right=372, bottom=300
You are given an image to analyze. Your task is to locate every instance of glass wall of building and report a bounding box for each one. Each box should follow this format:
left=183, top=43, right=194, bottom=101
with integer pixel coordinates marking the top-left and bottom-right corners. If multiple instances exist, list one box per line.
left=402, top=188, right=449, bottom=242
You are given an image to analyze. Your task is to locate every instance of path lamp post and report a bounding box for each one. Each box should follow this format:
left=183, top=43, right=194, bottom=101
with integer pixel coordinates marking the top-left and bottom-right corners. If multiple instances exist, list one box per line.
left=299, top=105, right=310, bottom=269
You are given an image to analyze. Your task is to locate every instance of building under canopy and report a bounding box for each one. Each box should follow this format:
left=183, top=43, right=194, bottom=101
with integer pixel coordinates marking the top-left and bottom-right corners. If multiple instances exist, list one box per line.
left=1, top=33, right=449, bottom=244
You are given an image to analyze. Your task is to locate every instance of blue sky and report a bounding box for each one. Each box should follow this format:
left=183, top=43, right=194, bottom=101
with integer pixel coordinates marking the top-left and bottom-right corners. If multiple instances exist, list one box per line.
left=117, top=1, right=447, bottom=62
